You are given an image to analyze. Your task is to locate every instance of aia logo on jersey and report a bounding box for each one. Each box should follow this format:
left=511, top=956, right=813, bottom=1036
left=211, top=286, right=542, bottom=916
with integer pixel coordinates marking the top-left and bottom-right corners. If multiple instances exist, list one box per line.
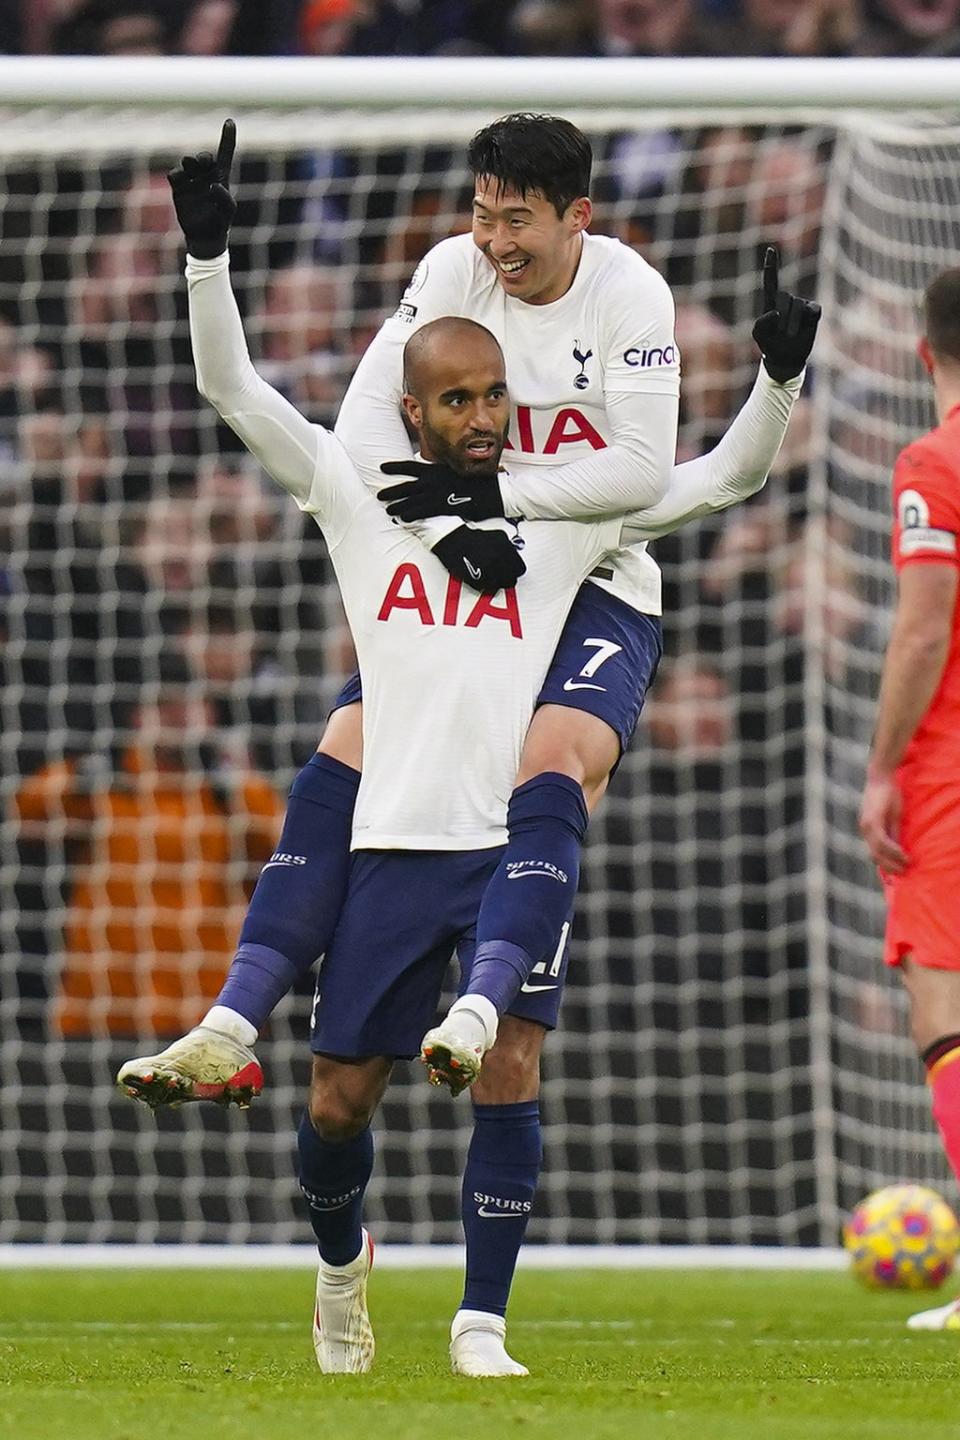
left=504, top=404, right=606, bottom=456
left=572, top=339, right=593, bottom=390
left=377, top=564, right=523, bottom=638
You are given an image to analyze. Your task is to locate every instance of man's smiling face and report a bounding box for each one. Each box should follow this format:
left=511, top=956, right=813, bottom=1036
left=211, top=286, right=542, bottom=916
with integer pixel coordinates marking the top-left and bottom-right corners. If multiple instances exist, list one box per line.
left=471, top=178, right=591, bottom=307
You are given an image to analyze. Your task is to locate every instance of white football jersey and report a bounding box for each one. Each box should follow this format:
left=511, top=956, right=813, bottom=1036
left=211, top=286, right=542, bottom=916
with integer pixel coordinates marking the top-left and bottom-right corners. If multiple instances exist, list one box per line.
left=299, top=450, right=622, bottom=849
left=336, top=232, right=680, bottom=615
left=186, top=255, right=622, bottom=849
left=187, top=253, right=800, bottom=849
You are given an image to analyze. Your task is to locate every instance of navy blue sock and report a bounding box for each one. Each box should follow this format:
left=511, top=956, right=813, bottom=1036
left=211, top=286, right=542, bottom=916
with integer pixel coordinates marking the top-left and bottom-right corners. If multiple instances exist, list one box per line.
left=297, top=1110, right=373, bottom=1266
left=215, top=753, right=360, bottom=1030
left=463, top=773, right=588, bottom=1015
left=461, top=1101, right=542, bottom=1316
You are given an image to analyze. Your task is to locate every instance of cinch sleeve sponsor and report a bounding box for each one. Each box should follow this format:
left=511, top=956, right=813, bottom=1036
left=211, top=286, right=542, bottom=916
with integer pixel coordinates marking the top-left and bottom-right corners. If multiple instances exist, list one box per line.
left=601, top=257, right=680, bottom=396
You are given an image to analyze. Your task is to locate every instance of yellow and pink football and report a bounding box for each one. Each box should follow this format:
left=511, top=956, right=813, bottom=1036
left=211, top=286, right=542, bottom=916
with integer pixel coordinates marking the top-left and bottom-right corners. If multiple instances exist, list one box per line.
left=843, top=1184, right=959, bottom=1291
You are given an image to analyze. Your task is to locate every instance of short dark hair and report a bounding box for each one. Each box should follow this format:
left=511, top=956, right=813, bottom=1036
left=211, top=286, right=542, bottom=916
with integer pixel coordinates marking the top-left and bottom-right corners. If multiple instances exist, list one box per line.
left=467, top=112, right=592, bottom=218
left=924, top=268, right=960, bottom=365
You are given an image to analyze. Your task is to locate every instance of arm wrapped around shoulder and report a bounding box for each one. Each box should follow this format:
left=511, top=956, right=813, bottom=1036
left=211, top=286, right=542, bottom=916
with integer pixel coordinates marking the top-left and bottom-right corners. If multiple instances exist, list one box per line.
left=378, top=460, right=506, bottom=522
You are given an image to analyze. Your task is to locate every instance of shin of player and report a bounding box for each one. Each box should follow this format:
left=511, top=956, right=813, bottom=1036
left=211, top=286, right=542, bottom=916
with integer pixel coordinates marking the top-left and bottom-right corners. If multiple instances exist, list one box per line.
left=451, top=945, right=566, bottom=1375
left=860, top=266, right=960, bottom=1331
left=298, top=1053, right=387, bottom=1373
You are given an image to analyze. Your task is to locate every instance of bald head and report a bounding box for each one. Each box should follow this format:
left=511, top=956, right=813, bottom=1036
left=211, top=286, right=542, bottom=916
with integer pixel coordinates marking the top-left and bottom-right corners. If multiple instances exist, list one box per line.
left=402, top=317, right=504, bottom=398
left=399, top=317, right=510, bottom=478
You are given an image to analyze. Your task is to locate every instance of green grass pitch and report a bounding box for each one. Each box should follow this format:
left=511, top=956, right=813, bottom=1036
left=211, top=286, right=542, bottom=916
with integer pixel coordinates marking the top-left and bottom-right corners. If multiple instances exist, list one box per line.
left=2, top=1266, right=959, bottom=1440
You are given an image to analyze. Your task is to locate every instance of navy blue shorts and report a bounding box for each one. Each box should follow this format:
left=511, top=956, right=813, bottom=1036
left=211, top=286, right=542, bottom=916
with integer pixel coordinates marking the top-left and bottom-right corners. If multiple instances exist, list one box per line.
left=310, top=849, right=573, bottom=1059
left=536, top=581, right=662, bottom=756
left=330, top=581, right=661, bottom=756
left=331, top=669, right=363, bottom=712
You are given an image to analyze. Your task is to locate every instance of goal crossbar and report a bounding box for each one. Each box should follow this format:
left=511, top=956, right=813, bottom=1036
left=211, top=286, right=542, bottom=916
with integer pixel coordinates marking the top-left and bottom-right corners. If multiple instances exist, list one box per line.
left=2, top=55, right=960, bottom=110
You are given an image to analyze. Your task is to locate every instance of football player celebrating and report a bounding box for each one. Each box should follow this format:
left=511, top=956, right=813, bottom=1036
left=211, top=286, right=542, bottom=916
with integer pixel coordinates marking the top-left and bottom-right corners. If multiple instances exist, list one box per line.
left=119, top=119, right=817, bottom=1375
left=128, top=172, right=808, bottom=1371
left=860, top=266, right=960, bottom=1333
left=129, top=114, right=817, bottom=1103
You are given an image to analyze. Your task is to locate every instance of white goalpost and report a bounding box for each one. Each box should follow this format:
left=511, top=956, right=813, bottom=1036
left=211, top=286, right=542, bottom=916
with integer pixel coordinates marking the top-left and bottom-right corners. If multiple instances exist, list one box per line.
left=0, top=57, right=958, bottom=1257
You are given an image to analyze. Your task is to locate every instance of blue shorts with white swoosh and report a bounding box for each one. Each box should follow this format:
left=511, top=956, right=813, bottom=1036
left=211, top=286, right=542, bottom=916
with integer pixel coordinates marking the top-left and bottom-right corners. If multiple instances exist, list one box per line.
left=460, top=914, right=572, bottom=1031
left=537, top=582, right=662, bottom=758
left=329, top=582, right=661, bottom=759
left=310, top=849, right=571, bottom=1057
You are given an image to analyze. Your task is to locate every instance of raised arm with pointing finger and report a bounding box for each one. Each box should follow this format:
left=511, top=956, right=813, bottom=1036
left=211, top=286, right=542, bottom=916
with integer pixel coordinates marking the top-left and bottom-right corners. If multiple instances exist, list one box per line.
left=170, top=122, right=525, bottom=594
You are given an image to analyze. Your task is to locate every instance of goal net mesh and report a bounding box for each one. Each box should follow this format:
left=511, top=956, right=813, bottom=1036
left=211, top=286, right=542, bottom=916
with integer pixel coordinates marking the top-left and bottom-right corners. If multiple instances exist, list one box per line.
left=0, top=102, right=955, bottom=1246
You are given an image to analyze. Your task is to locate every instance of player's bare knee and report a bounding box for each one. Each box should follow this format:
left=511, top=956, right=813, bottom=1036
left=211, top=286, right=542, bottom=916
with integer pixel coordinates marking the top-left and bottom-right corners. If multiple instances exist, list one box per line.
left=308, top=1057, right=386, bottom=1140
left=901, top=958, right=960, bottom=1053
left=579, top=768, right=610, bottom=812
left=516, top=706, right=618, bottom=813
left=307, top=1086, right=371, bottom=1142
left=473, top=1051, right=540, bottom=1104
left=474, top=1024, right=543, bottom=1104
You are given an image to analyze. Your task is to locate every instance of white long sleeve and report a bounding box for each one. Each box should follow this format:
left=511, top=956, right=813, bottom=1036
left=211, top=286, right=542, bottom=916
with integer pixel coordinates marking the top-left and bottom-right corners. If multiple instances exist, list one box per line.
left=497, top=387, right=680, bottom=521
left=334, top=231, right=683, bottom=535
left=186, top=251, right=321, bottom=509
left=334, top=244, right=470, bottom=548
left=620, top=366, right=804, bottom=544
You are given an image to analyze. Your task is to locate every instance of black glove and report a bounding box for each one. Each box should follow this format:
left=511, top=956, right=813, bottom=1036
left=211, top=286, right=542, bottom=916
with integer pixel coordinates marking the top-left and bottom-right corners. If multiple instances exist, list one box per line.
left=432, top=525, right=526, bottom=594
left=752, top=246, right=821, bottom=384
left=167, top=118, right=238, bottom=260
left=379, top=460, right=505, bottom=522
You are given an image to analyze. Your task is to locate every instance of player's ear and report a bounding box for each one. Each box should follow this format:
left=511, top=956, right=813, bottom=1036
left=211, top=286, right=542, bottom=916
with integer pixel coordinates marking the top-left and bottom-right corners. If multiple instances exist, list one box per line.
left=566, top=196, right=592, bottom=234
left=918, top=335, right=935, bottom=376
left=401, top=392, right=422, bottom=430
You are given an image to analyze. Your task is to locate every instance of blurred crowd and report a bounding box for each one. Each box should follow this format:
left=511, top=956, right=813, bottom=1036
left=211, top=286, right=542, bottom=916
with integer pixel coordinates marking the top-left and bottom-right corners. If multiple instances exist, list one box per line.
left=1, top=0, right=959, bottom=59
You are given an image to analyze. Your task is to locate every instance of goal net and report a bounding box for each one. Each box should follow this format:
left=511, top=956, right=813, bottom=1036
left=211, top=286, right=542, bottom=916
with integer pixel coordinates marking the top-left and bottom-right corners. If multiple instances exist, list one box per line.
left=0, top=62, right=956, bottom=1247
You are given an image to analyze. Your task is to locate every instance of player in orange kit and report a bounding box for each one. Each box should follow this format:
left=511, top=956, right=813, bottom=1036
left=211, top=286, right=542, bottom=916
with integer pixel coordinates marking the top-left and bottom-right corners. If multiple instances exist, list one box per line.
left=860, top=266, right=960, bottom=1331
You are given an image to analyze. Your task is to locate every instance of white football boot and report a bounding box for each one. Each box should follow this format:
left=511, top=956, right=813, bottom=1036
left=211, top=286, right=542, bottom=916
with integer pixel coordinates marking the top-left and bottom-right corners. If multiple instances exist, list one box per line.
left=313, top=1230, right=376, bottom=1373
left=420, top=996, right=499, bottom=1097
left=116, top=1026, right=263, bottom=1110
left=906, top=1296, right=960, bottom=1330
left=450, top=1309, right=529, bottom=1377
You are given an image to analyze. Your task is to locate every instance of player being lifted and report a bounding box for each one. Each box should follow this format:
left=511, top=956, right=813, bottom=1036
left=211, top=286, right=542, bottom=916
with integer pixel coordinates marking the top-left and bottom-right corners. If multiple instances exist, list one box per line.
left=119, top=119, right=817, bottom=1378
left=860, top=267, right=960, bottom=1334
left=140, top=136, right=811, bottom=1373
left=121, top=112, right=818, bottom=1105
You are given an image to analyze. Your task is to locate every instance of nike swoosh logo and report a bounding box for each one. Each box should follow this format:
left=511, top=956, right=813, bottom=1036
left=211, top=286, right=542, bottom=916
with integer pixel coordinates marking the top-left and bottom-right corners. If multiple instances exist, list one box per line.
left=447, top=493, right=471, bottom=505
left=477, top=1206, right=528, bottom=1218
left=465, top=559, right=482, bottom=580
left=520, top=982, right=558, bottom=994
left=562, top=679, right=607, bottom=692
